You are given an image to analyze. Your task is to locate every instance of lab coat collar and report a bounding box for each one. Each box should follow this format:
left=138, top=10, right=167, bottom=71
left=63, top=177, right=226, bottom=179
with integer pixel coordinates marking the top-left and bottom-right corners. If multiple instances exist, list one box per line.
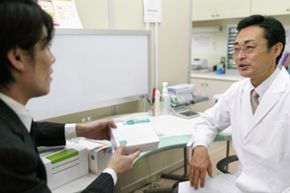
left=244, top=67, right=288, bottom=139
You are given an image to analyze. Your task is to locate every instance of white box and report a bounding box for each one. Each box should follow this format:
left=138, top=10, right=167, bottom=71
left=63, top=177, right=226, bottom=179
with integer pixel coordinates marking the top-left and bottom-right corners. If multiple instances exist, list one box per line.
left=68, top=138, right=112, bottom=175
left=168, top=84, right=195, bottom=95
left=40, top=143, right=89, bottom=190
left=89, top=146, right=112, bottom=175
left=111, top=120, right=160, bottom=154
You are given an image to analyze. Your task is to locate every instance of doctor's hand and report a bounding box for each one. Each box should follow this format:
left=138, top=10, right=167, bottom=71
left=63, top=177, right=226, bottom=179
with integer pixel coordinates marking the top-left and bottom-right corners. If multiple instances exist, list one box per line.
left=76, top=119, right=116, bottom=140
left=108, top=145, right=140, bottom=175
left=188, top=145, right=213, bottom=190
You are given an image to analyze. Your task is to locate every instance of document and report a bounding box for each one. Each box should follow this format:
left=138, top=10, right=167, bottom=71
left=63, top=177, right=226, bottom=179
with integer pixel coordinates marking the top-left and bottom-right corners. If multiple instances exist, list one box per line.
left=178, top=174, right=238, bottom=193
left=150, top=114, right=198, bottom=136
left=38, top=0, right=82, bottom=28
left=38, top=0, right=55, bottom=19
left=143, top=0, right=162, bottom=23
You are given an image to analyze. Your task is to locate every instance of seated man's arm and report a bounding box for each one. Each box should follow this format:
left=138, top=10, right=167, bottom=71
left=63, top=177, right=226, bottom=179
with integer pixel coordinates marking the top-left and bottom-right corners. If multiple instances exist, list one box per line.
left=188, top=145, right=212, bottom=189
left=188, top=82, right=237, bottom=189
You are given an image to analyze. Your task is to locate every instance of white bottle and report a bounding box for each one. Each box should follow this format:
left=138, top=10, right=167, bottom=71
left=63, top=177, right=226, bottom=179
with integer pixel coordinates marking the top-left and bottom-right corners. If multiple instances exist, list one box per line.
left=161, top=82, right=170, bottom=114
left=154, top=89, right=161, bottom=116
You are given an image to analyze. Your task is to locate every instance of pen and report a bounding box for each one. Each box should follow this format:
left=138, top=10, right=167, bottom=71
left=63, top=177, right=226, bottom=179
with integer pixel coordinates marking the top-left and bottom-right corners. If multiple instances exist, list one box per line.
left=151, top=88, right=156, bottom=104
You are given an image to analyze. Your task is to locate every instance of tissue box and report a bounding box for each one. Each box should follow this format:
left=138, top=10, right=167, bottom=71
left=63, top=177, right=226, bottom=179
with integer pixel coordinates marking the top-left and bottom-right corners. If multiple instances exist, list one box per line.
left=111, top=119, right=160, bottom=154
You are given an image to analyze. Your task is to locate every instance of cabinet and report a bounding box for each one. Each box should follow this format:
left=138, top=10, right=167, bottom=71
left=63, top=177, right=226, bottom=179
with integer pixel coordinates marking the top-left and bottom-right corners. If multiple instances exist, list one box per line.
left=192, top=0, right=251, bottom=21
left=251, top=0, right=290, bottom=16
left=190, top=77, right=237, bottom=112
left=192, top=0, right=213, bottom=21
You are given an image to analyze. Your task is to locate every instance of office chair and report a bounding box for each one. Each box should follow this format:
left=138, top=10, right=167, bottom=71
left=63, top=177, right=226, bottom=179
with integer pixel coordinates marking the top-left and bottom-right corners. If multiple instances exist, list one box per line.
left=143, top=146, right=188, bottom=193
left=143, top=134, right=232, bottom=193
left=216, top=155, right=239, bottom=174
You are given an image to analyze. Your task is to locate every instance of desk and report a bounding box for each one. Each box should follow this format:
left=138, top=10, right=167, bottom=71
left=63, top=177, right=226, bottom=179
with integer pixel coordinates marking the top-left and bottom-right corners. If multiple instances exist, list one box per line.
left=52, top=113, right=231, bottom=193
left=52, top=135, right=192, bottom=193
left=139, top=135, right=192, bottom=159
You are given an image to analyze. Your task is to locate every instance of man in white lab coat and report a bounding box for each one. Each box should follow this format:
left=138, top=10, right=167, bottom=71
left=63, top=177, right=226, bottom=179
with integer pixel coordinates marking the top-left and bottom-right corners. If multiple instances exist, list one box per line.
left=186, top=15, right=290, bottom=193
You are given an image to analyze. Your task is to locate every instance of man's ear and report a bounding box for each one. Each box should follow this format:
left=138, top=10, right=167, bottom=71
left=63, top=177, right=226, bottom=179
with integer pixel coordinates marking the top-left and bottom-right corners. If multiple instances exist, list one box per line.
left=273, top=42, right=284, bottom=58
left=7, top=48, right=26, bottom=71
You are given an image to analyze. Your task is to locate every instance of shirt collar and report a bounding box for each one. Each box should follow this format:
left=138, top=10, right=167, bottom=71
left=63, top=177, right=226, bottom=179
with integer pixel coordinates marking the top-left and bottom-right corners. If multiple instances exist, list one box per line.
left=250, top=67, right=280, bottom=101
left=0, top=93, right=32, bottom=132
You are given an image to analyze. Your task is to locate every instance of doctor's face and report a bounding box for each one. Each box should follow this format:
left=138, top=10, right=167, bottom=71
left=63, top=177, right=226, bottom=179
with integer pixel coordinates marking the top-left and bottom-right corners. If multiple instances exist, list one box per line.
left=234, top=26, right=279, bottom=87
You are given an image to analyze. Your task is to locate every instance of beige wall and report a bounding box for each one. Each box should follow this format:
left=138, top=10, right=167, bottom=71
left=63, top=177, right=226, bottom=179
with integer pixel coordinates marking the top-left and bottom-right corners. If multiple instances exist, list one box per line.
left=75, top=0, right=108, bottom=28
left=76, top=0, right=191, bottom=87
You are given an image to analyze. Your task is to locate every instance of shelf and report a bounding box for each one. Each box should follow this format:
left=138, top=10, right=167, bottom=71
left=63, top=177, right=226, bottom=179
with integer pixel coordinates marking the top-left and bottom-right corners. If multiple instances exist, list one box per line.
left=191, top=69, right=243, bottom=82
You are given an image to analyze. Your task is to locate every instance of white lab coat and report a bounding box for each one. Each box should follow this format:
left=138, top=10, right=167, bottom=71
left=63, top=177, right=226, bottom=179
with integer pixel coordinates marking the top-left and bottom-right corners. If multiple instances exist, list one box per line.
left=192, top=67, right=290, bottom=193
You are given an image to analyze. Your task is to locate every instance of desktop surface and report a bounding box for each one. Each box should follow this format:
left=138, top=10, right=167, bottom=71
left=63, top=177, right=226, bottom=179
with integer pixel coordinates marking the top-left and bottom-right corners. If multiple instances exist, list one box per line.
left=52, top=113, right=231, bottom=193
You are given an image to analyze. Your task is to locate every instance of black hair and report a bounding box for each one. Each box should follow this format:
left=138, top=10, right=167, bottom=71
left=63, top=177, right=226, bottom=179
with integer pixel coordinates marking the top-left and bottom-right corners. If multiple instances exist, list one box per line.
left=237, top=15, right=285, bottom=65
left=0, top=0, right=54, bottom=86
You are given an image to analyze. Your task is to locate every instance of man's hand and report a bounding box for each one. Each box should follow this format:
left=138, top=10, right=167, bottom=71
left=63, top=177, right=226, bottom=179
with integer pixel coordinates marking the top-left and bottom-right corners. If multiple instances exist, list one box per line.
left=108, top=145, right=140, bottom=175
left=188, top=145, right=212, bottom=190
left=76, top=119, right=116, bottom=140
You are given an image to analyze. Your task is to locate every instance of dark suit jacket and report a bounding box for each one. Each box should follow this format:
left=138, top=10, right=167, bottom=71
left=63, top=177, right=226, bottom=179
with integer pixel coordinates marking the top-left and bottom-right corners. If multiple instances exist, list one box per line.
left=0, top=99, right=114, bottom=193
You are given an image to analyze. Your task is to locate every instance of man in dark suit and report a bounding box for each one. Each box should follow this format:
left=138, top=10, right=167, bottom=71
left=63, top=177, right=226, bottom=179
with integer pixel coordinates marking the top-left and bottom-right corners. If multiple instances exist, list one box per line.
left=0, top=0, right=140, bottom=193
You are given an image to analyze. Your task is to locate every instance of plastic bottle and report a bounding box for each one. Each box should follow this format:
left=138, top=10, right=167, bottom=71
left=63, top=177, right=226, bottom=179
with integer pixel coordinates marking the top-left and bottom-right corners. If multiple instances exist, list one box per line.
left=153, top=89, right=161, bottom=116
left=161, top=82, right=170, bottom=114
left=216, top=56, right=226, bottom=75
